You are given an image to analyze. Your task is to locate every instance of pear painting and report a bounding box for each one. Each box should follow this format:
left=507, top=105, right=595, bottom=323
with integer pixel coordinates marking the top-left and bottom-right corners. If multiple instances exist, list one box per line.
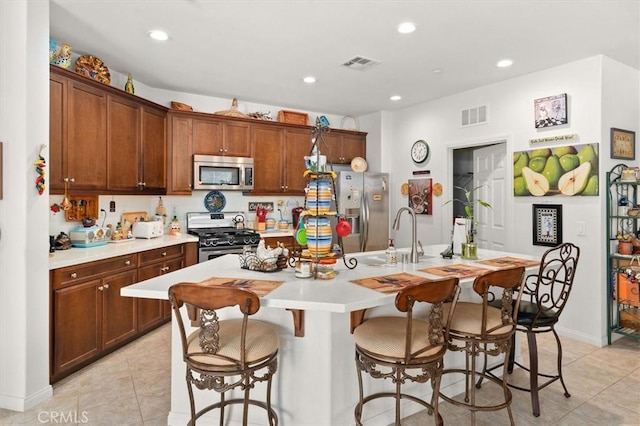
left=513, top=143, right=599, bottom=197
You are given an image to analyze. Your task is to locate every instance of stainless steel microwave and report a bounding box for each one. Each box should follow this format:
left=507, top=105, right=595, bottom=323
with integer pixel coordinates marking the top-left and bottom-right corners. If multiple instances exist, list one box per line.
left=193, top=155, right=254, bottom=191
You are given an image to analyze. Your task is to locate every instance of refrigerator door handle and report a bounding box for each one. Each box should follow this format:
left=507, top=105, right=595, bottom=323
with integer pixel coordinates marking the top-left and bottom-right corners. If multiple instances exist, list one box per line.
left=361, top=191, right=369, bottom=252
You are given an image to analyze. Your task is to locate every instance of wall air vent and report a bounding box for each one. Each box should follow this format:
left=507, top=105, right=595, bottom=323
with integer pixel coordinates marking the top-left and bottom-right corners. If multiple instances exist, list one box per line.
left=461, top=105, right=488, bottom=127
left=341, top=56, right=381, bottom=71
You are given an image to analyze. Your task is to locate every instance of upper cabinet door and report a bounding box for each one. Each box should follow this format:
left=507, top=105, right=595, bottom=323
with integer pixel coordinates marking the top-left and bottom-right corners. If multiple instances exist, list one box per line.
left=67, top=79, right=108, bottom=191
left=107, top=96, right=139, bottom=192
left=223, top=121, right=251, bottom=157
left=140, top=107, right=167, bottom=192
left=193, top=118, right=223, bottom=155
left=49, top=74, right=66, bottom=193
left=167, top=114, right=193, bottom=195
left=251, top=125, right=285, bottom=194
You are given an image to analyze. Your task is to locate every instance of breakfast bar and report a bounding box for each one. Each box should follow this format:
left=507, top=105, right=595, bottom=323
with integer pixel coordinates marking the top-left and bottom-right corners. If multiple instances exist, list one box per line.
left=121, top=245, right=539, bottom=426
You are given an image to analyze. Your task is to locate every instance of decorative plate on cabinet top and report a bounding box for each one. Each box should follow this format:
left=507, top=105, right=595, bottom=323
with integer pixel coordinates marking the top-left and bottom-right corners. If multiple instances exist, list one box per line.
left=204, top=190, right=226, bottom=212
left=351, top=156, right=368, bottom=172
left=75, top=55, right=111, bottom=85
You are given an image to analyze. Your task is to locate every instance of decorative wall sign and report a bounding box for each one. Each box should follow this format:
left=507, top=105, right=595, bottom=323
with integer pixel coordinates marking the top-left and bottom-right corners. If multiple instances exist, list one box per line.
left=513, top=143, right=598, bottom=197
left=248, top=202, right=274, bottom=212
left=610, top=128, right=636, bottom=160
left=533, top=204, right=562, bottom=246
left=534, top=93, right=568, bottom=128
left=407, top=178, right=432, bottom=215
left=529, top=133, right=578, bottom=144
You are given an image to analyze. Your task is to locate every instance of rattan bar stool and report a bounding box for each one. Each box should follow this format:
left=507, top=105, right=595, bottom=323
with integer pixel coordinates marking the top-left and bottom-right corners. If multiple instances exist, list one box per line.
left=353, top=277, right=460, bottom=426
left=439, top=267, right=525, bottom=426
left=479, top=242, right=580, bottom=417
left=169, top=282, right=279, bottom=426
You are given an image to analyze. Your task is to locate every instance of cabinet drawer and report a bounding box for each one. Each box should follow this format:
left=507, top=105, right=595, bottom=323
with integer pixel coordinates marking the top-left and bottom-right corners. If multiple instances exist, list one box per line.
left=138, top=244, right=184, bottom=265
left=52, top=254, right=137, bottom=289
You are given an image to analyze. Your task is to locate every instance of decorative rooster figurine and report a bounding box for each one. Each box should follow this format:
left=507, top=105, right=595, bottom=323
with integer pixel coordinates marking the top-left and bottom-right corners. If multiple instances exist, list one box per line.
left=50, top=42, right=72, bottom=69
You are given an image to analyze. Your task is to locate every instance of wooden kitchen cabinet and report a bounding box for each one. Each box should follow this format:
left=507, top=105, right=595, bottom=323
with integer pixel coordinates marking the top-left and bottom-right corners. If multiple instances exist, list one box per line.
left=167, top=113, right=194, bottom=194
left=49, top=71, right=108, bottom=193
left=137, top=245, right=185, bottom=330
left=323, top=130, right=367, bottom=165
left=251, top=126, right=308, bottom=195
left=107, top=97, right=166, bottom=193
left=50, top=242, right=196, bottom=382
left=50, top=65, right=167, bottom=195
left=193, top=117, right=251, bottom=157
left=51, top=253, right=137, bottom=382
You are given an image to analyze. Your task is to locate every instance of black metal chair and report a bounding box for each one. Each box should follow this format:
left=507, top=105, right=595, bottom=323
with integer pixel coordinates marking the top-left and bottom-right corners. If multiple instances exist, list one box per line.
left=353, top=277, right=460, bottom=425
left=439, top=267, right=525, bottom=426
left=479, top=242, right=580, bottom=417
left=169, top=282, right=279, bottom=426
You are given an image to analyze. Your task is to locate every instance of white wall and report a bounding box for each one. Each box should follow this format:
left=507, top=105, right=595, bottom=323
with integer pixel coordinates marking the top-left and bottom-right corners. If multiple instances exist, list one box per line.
left=384, top=56, right=639, bottom=346
left=0, top=0, right=53, bottom=411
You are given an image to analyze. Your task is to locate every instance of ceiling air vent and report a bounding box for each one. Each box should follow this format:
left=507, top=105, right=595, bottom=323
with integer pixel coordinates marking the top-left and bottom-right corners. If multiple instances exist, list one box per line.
left=341, top=56, right=381, bottom=71
left=461, top=105, right=488, bottom=127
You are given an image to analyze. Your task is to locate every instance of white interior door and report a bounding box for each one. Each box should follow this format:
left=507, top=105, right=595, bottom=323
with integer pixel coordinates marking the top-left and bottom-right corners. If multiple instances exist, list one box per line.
left=473, top=143, right=506, bottom=250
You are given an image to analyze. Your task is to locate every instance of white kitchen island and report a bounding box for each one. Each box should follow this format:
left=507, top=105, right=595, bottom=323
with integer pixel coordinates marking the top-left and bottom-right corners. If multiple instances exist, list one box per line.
left=121, top=245, right=538, bottom=426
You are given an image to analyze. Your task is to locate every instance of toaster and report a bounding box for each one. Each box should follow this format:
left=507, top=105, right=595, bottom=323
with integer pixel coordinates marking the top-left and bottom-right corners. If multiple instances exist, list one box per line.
left=132, top=221, right=164, bottom=239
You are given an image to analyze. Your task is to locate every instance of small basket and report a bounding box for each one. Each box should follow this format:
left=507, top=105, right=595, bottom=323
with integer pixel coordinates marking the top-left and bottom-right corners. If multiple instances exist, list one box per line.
left=278, top=110, right=309, bottom=125
left=239, top=253, right=281, bottom=272
left=628, top=208, right=640, bottom=217
left=170, top=101, right=193, bottom=111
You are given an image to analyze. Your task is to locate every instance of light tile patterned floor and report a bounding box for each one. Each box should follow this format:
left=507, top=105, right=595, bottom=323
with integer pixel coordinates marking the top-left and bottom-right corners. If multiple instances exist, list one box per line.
left=0, top=324, right=638, bottom=425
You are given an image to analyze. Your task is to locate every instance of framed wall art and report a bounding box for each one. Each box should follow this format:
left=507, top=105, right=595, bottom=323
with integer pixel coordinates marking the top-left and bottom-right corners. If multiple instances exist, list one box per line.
left=532, top=204, right=562, bottom=246
left=534, top=93, right=567, bottom=128
left=407, top=178, right=432, bottom=215
left=610, top=128, right=636, bottom=160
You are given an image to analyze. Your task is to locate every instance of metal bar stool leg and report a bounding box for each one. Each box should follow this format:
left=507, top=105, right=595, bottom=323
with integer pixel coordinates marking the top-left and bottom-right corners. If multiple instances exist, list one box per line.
left=527, top=331, right=540, bottom=417
left=553, top=328, right=571, bottom=398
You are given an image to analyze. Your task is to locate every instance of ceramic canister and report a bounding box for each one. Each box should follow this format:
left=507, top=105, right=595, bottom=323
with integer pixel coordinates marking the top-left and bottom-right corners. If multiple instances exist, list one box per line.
left=265, top=217, right=276, bottom=230
left=306, top=181, right=332, bottom=214
left=305, top=217, right=332, bottom=255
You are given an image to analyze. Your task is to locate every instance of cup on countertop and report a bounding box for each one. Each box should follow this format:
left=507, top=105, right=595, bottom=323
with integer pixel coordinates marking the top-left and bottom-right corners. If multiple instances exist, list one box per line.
left=265, top=217, right=276, bottom=230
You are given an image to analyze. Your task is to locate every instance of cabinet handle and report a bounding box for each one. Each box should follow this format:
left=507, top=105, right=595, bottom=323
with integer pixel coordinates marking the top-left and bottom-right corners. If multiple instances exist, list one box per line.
left=70, top=272, right=77, bottom=279
left=98, top=286, right=104, bottom=291
left=161, top=266, right=170, bottom=273
left=219, top=148, right=224, bottom=153
left=161, top=251, right=167, bottom=257
left=103, top=284, right=109, bottom=290
left=125, top=260, right=131, bottom=266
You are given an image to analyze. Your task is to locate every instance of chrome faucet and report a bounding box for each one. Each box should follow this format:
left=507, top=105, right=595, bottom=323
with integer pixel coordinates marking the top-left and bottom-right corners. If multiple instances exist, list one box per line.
left=392, top=207, right=421, bottom=263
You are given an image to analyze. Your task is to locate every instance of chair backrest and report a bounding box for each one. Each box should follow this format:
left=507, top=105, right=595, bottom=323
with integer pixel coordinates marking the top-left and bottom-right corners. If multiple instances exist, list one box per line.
left=472, top=266, right=526, bottom=337
left=168, top=282, right=261, bottom=366
left=521, top=242, right=580, bottom=319
left=395, top=277, right=460, bottom=360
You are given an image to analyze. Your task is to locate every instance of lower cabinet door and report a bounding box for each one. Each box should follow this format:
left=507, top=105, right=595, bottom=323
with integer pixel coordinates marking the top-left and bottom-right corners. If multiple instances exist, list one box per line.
left=102, top=270, right=138, bottom=349
left=53, top=279, right=102, bottom=378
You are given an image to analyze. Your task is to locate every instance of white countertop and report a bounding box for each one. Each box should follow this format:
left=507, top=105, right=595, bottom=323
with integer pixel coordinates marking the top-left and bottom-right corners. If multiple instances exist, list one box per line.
left=49, top=234, right=199, bottom=270
left=121, top=244, right=538, bottom=313
left=258, top=229, right=294, bottom=238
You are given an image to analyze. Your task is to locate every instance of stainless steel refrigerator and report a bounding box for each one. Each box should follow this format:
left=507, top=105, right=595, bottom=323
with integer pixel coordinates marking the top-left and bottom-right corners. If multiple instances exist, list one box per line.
left=336, top=171, right=389, bottom=253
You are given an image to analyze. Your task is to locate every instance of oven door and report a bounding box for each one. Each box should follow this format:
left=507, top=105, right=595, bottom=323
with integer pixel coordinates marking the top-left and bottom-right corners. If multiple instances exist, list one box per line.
left=198, top=246, right=245, bottom=263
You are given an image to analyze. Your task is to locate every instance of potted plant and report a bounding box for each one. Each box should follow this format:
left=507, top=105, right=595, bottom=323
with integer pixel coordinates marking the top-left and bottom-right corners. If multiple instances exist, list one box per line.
left=444, top=185, right=492, bottom=259
left=617, top=232, right=634, bottom=255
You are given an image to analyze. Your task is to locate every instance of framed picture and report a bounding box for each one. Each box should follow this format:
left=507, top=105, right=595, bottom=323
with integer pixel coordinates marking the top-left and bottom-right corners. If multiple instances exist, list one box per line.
left=407, top=178, right=432, bottom=215
left=610, top=128, right=636, bottom=160
left=532, top=204, right=562, bottom=246
left=534, top=93, right=567, bottom=128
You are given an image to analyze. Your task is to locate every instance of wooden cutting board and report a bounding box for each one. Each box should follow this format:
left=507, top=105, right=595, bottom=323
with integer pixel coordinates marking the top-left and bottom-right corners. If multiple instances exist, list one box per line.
left=121, top=211, right=149, bottom=233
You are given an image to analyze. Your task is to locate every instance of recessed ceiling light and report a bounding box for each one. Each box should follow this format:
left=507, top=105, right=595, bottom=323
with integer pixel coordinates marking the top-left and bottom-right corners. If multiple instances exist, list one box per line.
left=432, top=68, right=443, bottom=74
left=303, top=76, right=316, bottom=84
left=390, top=95, right=402, bottom=101
left=497, top=59, right=513, bottom=68
left=148, top=30, right=169, bottom=41
left=396, top=22, right=416, bottom=34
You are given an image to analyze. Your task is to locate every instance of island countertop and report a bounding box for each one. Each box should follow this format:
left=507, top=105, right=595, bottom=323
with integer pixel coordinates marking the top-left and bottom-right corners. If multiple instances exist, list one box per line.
left=121, top=244, right=538, bottom=313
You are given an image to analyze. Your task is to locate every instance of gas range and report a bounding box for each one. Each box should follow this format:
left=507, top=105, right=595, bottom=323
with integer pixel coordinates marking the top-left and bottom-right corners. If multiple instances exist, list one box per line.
left=187, top=212, right=261, bottom=262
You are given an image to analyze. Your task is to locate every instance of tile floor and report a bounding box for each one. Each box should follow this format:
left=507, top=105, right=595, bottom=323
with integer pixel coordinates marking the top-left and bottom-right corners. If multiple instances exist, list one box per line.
left=1, top=324, right=638, bottom=425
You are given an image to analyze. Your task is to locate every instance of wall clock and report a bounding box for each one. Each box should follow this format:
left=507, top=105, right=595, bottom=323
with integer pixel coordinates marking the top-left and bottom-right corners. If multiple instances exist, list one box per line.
left=411, top=140, right=430, bottom=163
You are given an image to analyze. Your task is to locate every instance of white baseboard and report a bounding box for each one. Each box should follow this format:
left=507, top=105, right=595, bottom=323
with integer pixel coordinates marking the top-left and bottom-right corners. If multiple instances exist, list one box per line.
left=0, top=385, right=53, bottom=412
